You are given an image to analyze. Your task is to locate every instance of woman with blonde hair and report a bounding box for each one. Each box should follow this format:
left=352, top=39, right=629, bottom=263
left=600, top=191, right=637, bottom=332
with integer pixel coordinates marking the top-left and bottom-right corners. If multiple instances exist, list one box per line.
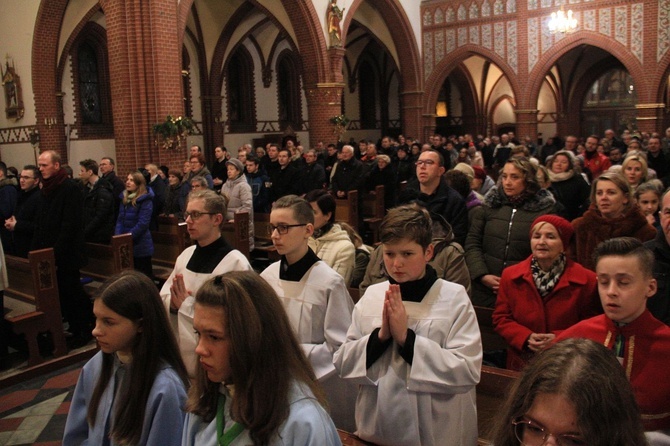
left=115, top=171, right=154, bottom=277
left=622, top=153, right=649, bottom=193
left=571, top=171, right=655, bottom=270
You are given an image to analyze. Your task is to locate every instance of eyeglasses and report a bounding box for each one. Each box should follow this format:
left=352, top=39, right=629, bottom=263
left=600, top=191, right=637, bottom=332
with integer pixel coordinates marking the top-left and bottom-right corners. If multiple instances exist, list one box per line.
left=184, top=211, right=216, bottom=221
left=267, top=223, right=307, bottom=236
left=415, top=160, right=437, bottom=167
left=512, top=419, right=586, bottom=446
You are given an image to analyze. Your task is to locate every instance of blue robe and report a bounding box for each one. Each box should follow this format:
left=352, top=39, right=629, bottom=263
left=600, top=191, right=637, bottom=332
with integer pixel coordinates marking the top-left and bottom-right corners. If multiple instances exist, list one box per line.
left=63, top=351, right=187, bottom=446
left=181, top=381, right=342, bottom=446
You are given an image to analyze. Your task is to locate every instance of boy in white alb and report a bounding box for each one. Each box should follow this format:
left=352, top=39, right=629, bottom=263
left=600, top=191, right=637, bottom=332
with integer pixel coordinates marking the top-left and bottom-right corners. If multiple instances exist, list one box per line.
left=260, top=195, right=356, bottom=431
left=334, top=204, right=482, bottom=446
left=160, top=190, right=252, bottom=376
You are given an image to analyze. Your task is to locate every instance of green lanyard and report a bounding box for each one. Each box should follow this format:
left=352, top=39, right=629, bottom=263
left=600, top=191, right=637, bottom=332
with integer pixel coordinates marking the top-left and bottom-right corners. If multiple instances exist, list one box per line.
left=216, top=394, right=245, bottom=446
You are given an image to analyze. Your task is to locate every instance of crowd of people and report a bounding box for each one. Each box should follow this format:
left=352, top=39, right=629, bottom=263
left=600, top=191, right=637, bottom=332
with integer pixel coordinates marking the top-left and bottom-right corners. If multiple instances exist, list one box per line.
left=0, top=125, right=670, bottom=444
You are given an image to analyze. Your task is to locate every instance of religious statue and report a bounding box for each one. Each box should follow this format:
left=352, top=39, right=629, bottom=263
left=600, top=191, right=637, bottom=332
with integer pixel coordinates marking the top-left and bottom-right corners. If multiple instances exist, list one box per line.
left=2, top=58, right=24, bottom=121
left=327, top=0, right=344, bottom=48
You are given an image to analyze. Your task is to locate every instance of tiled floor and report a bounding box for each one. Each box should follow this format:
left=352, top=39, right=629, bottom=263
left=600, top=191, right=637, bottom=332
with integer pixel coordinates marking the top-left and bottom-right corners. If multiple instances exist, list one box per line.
left=0, top=361, right=84, bottom=445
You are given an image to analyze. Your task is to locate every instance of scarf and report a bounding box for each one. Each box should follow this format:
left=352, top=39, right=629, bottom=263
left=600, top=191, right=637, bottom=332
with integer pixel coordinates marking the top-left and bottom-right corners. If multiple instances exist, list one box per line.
left=547, top=169, right=574, bottom=183
left=41, top=168, right=69, bottom=197
left=531, top=252, right=567, bottom=297
left=505, top=189, right=533, bottom=206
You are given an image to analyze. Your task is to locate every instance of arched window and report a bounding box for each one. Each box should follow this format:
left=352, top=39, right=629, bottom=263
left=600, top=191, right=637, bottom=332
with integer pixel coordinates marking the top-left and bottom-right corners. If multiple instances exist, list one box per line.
left=583, top=69, right=636, bottom=107
left=70, top=22, right=113, bottom=138
left=78, top=43, right=102, bottom=124
left=359, top=60, right=377, bottom=129
left=276, top=51, right=302, bottom=131
left=226, top=46, right=256, bottom=133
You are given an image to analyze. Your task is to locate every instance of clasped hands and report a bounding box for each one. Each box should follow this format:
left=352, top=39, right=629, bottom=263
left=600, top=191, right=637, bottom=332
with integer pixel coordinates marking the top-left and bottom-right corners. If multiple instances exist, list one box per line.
left=378, top=284, right=408, bottom=347
left=169, top=274, right=192, bottom=312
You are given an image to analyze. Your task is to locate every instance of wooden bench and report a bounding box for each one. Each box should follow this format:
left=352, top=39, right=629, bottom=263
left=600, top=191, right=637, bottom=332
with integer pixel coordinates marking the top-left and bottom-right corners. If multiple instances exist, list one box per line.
left=222, top=211, right=250, bottom=259
left=251, top=212, right=280, bottom=262
left=81, top=234, right=134, bottom=281
left=361, top=185, right=384, bottom=244
left=334, top=189, right=359, bottom=232
left=152, top=220, right=192, bottom=281
left=474, top=305, right=508, bottom=352
left=477, top=365, right=518, bottom=442
left=4, top=249, right=67, bottom=366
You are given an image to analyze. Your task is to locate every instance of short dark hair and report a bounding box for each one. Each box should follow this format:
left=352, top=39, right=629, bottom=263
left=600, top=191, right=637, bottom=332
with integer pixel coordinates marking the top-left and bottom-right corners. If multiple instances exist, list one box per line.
left=593, top=237, right=655, bottom=278
left=79, top=159, right=99, bottom=175
left=22, top=165, right=39, bottom=179
left=0, top=162, right=6, bottom=176
left=380, top=204, right=432, bottom=250
left=304, top=189, right=335, bottom=224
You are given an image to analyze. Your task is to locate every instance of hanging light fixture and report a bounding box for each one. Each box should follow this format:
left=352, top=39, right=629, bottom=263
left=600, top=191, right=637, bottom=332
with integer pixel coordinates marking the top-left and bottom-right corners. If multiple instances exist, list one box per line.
left=548, top=7, right=578, bottom=34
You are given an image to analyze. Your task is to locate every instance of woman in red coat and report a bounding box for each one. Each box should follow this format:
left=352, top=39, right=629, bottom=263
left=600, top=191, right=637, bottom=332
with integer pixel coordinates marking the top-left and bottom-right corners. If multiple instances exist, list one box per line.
left=492, top=215, right=600, bottom=371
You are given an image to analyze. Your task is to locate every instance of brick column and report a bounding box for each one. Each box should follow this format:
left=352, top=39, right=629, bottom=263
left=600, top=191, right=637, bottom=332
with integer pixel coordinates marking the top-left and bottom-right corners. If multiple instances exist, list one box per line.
left=401, top=91, right=424, bottom=141
left=635, top=103, right=666, bottom=134
left=515, top=109, right=539, bottom=141
left=101, top=0, right=185, bottom=174
left=305, top=83, right=346, bottom=147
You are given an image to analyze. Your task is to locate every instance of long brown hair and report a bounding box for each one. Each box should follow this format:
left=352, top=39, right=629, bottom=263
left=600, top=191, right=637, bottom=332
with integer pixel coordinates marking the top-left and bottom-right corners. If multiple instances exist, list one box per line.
left=490, top=338, right=646, bottom=446
left=185, top=271, right=325, bottom=444
left=87, top=271, right=189, bottom=445
left=122, top=171, right=148, bottom=206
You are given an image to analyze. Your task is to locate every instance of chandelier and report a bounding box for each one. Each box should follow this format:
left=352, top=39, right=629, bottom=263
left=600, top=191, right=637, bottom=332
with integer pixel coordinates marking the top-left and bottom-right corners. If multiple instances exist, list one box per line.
left=548, top=7, right=578, bottom=34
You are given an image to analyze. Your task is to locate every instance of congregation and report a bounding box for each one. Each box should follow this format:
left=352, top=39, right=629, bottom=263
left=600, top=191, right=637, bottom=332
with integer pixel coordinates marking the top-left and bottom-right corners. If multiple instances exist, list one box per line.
left=1, top=126, right=670, bottom=445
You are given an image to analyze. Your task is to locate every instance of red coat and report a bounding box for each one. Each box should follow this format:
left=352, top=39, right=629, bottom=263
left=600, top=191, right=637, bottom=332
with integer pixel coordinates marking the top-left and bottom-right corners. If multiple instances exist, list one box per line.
left=555, top=310, right=670, bottom=431
left=493, top=256, right=600, bottom=371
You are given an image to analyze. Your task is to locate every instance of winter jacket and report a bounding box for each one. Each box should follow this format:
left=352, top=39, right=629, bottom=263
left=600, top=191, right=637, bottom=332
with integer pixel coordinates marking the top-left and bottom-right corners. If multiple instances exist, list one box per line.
left=0, top=177, right=18, bottom=253
left=571, top=206, right=656, bottom=271
left=246, top=171, right=271, bottom=213
left=82, top=178, right=115, bottom=243
left=115, top=189, right=154, bottom=257
left=163, top=183, right=189, bottom=220
left=330, top=158, right=366, bottom=196
left=549, top=171, right=590, bottom=221
left=221, top=173, right=254, bottom=250
left=399, top=177, right=468, bottom=246
left=187, top=167, right=213, bottom=189
left=298, top=162, right=326, bottom=196
left=359, top=218, right=471, bottom=296
left=465, top=187, right=557, bottom=307
left=492, top=256, right=600, bottom=370
left=644, top=232, right=670, bottom=325
left=10, top=186, right=40, bottom=257
left=33, top=177, right=86, bottom=270
left=270, top=164, right=300, bottom=201
left=308, top=223, right=355, bottom=284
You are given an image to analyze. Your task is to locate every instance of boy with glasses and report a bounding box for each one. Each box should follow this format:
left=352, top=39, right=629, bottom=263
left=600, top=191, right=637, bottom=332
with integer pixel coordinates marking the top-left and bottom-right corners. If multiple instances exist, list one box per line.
left=160, top=189, right=252, bottom=376
left=261, top=195, right=356, bottom=431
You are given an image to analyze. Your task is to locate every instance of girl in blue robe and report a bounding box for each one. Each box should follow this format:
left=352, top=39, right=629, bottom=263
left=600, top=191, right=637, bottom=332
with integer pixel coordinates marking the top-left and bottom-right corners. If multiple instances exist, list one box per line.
left=63, top=270, right=189, bottom=446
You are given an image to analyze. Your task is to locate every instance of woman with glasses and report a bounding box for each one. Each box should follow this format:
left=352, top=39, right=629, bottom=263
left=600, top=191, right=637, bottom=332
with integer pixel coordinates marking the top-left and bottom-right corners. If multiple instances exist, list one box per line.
left=490, top=338, right=646, bottom=446
left=304, top=189, right=355, bottom=284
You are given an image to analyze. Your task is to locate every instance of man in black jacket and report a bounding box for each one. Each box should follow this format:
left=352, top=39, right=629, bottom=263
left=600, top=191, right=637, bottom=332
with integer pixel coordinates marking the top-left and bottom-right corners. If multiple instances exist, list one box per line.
left=269, top=148, right=299, bottom=201
left=644, top=189, right=670, bottom=325
left=35, top=150, right=92, bottom=347
left=330, top=144, right=366, bottom=198
left=398, top=150, right=468, bottom=246
left=4, top=165, right=40, bottom=257
left=79, top=159, right=115, bottom=243
left=298, top=149, right=326, bottom=195
left=99, top=156, right=125, bottom=219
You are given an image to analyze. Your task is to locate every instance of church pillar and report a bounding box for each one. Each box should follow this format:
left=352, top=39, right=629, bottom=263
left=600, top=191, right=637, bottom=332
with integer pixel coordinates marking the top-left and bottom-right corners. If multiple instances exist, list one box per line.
left=401, top=91, right=424, bottom=142
left=515, top=109, right=539, bottom=142
left=305, top=83, right=346, bottom=147
left=635, top=103, right=666, bottom=135
left=100, top=0, right=184, bottom=173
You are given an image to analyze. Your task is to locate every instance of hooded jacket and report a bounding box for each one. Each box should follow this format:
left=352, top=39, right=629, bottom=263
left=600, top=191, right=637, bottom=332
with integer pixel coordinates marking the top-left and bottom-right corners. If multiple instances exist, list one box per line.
left=308, top=223, right=355, bottom=284
left=115, top=188, right=154, bottom=257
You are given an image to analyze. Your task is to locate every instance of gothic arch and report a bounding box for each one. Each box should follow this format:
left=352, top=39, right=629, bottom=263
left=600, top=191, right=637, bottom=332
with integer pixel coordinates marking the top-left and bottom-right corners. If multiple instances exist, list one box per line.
left=527, top=32, right=646, bottom=107
left=344, top=0, right=421, bottom=92
left=424, top=45, right=521, bottom=117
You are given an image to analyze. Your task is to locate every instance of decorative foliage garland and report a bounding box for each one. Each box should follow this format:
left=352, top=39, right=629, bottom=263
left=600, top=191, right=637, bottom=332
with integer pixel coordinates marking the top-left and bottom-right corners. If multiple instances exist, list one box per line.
left=153, top=115, right=194, bottom=150
left=329, top=114, right=349, bottom=141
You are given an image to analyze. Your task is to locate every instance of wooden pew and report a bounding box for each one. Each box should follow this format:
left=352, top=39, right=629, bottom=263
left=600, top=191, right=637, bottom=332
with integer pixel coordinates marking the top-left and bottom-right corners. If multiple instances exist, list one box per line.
left=222, top=211, right=250, bottom=259
left=361, top=185, right=384, bottom=244
left=474, top=305, right=508, bottom=352
left=334, top=189, right=359, bottom=231
left=81, top=233, right=134, bottom=281
left=152, top=221, right=191, bottom=282
left=4, top=249, right=67, bottom=366
left=251, top=212, right=280, bottom=262
left=477, top=365, right=518, bottom=442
